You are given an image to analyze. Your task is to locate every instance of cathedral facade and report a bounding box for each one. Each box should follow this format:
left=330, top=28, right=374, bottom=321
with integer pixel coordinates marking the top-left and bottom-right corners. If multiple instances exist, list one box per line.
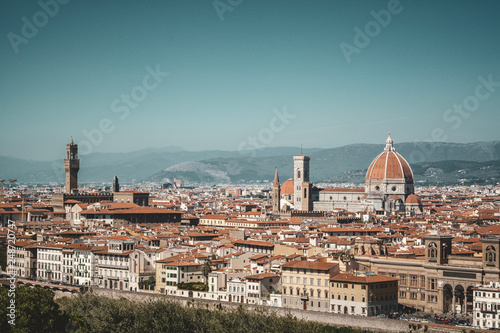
left=272, top=133, right=422, bottom=215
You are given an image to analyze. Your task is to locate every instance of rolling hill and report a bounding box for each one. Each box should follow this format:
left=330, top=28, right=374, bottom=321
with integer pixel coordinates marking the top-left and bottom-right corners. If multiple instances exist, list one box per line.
left=2, top=141, right=500, bottom=185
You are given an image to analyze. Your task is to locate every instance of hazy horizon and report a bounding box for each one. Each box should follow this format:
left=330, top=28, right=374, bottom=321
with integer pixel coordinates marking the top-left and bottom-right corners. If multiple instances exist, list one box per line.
left=2, top=138, right=500, bottom=162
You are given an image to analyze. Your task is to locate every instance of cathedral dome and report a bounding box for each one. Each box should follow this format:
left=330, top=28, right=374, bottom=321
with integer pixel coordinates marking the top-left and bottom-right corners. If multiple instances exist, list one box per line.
left=365, top=133, right=414, bottom=183
left=405, top=194, right=421, bottom=204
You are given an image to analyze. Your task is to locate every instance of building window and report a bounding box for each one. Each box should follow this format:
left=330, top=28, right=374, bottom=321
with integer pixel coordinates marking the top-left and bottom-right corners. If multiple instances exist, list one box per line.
left=428, top=242, right=437, bottom=261
left=429, top=278, right=436, bottom=290
left=486, top=245, right=497, bottom=265
left=420, top=276, right=426, bottom=288
left=410, top=275, right=418, bottom=287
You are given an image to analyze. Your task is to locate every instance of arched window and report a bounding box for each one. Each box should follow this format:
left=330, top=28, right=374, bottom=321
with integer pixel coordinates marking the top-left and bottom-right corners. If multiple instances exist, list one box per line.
left=428, top=242, right=437, bottom=260
left=442, top=243, right=448, bottom=259
left=297, top=169, right=301, bottom=179
left=486, top=245, right=496, bottom=265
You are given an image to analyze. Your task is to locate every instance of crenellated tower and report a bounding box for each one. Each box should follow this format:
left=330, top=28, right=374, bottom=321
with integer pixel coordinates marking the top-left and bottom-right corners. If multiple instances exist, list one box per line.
left=64, top=137, right=79, bottom=194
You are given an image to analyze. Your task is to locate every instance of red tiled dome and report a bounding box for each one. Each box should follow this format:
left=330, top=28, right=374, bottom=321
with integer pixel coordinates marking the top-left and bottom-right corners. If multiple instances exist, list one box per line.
left=281, top=179, right=294, bottom=195
left=405, top=194, right=421, bottom=204
left=366, top=133, right=414, bottom=182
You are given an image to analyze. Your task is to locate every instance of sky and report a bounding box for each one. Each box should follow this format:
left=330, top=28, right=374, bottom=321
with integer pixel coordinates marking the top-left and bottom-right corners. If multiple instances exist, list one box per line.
left=1, top=0, right=499, bottom=161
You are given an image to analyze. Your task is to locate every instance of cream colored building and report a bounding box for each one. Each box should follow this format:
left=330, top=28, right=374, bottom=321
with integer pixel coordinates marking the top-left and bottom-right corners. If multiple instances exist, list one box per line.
left=155, top=260, right=203, bottom=295
left=329, top=272, right=398, bottom=316
left=354, top=235, right=500, bottom=314
left=12, top=240, right=37, bottom=279
left=281, top=260, right=339, bottom=312
left=199, top=214, right=228, bottom=227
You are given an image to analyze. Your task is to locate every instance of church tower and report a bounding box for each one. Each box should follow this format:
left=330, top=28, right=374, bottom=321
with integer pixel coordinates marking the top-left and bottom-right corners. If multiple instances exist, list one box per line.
left=424, top=234, right=452, bottom=265
left=64, top=137, right=79, bottom=194
left=113, top=175, right=120, bottom=192
left=293, top=153, right=311, bottom=211
left=272, top=169, right=280, bottom=214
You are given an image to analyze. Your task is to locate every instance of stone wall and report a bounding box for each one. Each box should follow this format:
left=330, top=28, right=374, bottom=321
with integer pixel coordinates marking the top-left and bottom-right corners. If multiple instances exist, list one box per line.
left=83, top=288, right=410, bottom=332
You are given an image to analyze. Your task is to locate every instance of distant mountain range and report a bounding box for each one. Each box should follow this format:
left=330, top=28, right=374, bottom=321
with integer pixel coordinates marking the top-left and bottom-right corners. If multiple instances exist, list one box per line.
left=2, top=141, right=500, bottom=186
left=324, top=159, right=500, bottom=186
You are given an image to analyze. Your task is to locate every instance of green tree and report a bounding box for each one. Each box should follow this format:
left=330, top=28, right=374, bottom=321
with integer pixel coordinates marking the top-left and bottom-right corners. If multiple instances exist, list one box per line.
left=138, top=276, right=155, bottom=290
left=0, top=285, right=68, bottom=333
left=201, top=261, right=212, bottom=283
left=0, top=244, right=7, bottom=271
left=58, top=293, right=375, bottom=333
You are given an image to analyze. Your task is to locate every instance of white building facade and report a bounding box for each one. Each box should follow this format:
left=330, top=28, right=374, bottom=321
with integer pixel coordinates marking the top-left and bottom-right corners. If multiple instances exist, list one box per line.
left=473, top=284, right=500, bottom=330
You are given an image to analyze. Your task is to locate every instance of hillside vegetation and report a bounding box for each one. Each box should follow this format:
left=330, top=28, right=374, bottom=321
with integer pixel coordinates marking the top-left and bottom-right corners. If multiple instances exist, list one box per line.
left=0, top=286, right=374, bottom=333
left=56, top=293, right=373, bottom=333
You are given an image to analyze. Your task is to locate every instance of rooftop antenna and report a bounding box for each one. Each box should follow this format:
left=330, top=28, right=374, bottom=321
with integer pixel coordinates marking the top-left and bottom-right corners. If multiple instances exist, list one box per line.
left=300, top=144, right=302, bottom=155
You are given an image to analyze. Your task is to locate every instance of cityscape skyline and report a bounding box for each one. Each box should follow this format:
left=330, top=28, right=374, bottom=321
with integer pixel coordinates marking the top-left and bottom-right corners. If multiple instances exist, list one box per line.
left=1, top=0, right=499, bottom=161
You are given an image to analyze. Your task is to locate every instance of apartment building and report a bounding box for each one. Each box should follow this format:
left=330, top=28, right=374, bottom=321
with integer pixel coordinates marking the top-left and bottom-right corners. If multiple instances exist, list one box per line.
left=62, top=246, right=74, bottom=285
left=12, top=240, right=36, bottom=279
left=95, top=237, right=135, bottom=290
left=245, top=273, right=281, bottom=304
left=36, top=243, right=65, bottom=283
left=155, top=260, right=203, bottom=294
left=281, top=260, right=339, bottom=312
left=227, top=277, right=246, bottom=303
left=329, top=272, right=398, bottom=316
left=72, top=244, right=95, bottom=286
left=473, top=284, right=500, bottom=329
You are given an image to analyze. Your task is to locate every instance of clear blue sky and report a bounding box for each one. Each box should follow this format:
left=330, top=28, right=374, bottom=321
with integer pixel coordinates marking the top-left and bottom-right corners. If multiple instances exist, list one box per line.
left=1, top=0, right=499, bottom=160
